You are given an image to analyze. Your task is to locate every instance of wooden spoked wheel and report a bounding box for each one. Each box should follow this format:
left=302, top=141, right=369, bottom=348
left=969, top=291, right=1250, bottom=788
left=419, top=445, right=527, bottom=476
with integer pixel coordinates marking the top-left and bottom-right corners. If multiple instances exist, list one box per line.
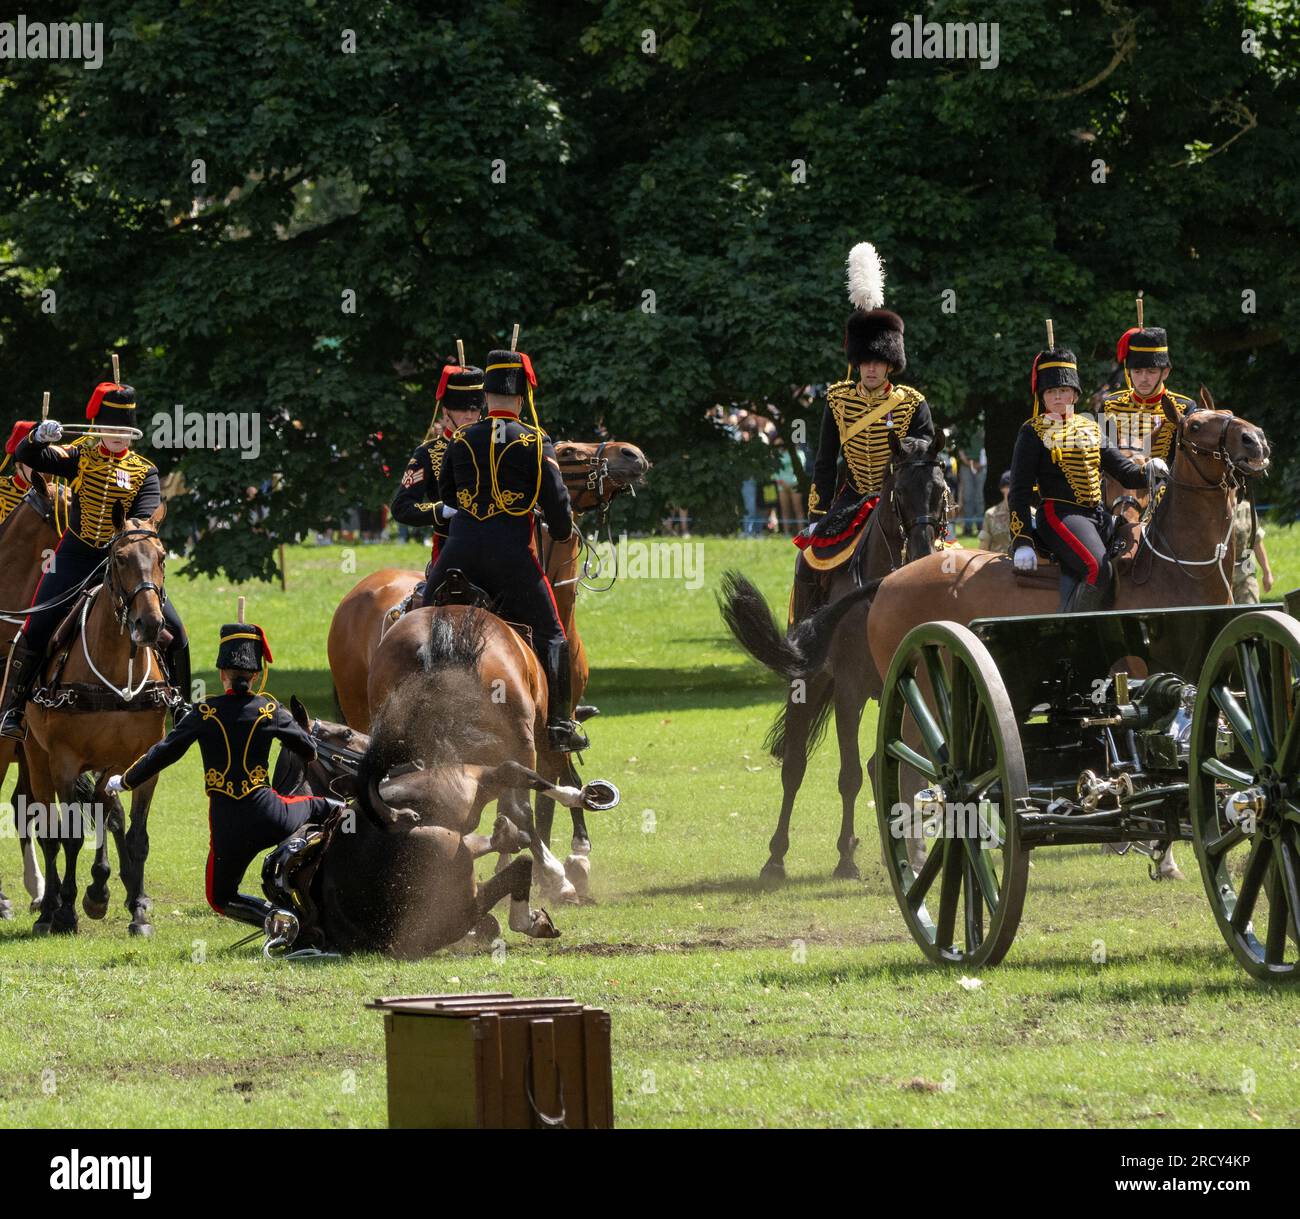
left=874, top=621, right=1029, bottom=967
left=1190, top=610, right=1300, bottom=981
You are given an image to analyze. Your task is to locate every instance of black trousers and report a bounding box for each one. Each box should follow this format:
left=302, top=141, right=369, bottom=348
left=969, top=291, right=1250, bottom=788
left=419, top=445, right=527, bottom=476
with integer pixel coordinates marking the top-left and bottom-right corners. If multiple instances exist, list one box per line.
left=420, top=535, right=566, bottom=654
left=204, top=788, right=338, bottom=915
left=1035, top=501, right=1112, bottom=590
left=21, top=531, right=186, bottom=655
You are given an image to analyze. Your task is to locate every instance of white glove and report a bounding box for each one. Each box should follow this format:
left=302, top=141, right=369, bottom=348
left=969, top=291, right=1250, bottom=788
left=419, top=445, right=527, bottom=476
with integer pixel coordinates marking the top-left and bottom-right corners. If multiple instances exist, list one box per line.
left=33, top=420, right=62, bottom=444
left=437, top=504, right=458, bottom=521
left=105, top=774, right=125, bottom=796
left=1146, top=457, right=1170, bottom=481
left=1013, top=546, right=1037, bottom=573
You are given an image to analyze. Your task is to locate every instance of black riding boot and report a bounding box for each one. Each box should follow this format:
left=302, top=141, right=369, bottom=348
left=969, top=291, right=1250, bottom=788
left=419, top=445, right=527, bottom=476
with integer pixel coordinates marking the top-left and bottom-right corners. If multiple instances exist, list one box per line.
left=1068, top=581, right=1106, bottom=614
left=0, top=636, right=41, bottom=741
left=165, top=632, right=193, bottom=722
left=544, top=638, right=589, bottom=753
left=1057, top=571, right=1080, bottom=613
left=221, top=893, right=276, bottom=930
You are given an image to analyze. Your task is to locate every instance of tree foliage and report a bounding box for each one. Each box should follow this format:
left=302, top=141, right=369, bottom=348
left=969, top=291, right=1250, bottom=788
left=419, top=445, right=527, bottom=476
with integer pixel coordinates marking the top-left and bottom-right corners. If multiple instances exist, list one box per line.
left=0, top=0, right=1296, bottom=578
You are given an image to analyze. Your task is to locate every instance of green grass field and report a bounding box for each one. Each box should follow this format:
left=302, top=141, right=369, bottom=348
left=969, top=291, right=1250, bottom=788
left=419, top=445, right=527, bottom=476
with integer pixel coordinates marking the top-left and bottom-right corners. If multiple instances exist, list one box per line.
left=2, top=527, right=1299, bottom=1129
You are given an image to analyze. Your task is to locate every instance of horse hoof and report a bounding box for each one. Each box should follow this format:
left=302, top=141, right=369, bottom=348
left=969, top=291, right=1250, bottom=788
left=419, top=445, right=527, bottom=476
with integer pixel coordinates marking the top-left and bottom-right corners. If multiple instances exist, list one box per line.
left=1160, top=865, right=1186, bottom=882
left=32, top=920, right=52, bottom=937
left=564, top=853, right=591, bottom=903
left=128, top=921, right=154, bottom=938
left=82, top=893, right=109, bottom=920
left=472, top=913, right=501, bottom=942
left=0, top=900, right=12, bottom=921
left=759, top=861, right=786, bottom=888
left=529, top=909, right=561, bottom=939
left=52, top=915, right=78, bottom=935
left=832, top=860, right=861, bottom=881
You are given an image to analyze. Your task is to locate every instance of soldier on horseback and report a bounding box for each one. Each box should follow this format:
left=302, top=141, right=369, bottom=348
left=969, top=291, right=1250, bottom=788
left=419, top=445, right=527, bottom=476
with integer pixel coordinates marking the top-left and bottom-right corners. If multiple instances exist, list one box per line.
left=0, top=383, right=191, bottom=739
left=0, top=421, right=37, bottom=523
left=418, top=347, right=588, bottom=754
left=1009, top=341, right=1160, bottom=612
left=794, top=243, right=935, bottom=612
left=390, top=362, right=485, bottom=561
left=104, top=619, right=343, bottom=938
left=1102, top=320, right=1198, bottom=460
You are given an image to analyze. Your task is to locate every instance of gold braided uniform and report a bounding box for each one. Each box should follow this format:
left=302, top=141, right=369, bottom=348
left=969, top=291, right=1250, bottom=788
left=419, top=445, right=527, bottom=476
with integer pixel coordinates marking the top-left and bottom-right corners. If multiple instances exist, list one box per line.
left=1101, top=387, right=1197, bottom=463
left=808, top=381, right=934, bottom=516
left=0, top=473, right=30, bottom=524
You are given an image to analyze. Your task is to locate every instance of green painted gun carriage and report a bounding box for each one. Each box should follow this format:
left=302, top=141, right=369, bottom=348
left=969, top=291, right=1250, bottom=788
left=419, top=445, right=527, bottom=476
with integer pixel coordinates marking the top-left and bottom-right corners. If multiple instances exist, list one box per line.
left=873, top=593, right=1300, bottom=980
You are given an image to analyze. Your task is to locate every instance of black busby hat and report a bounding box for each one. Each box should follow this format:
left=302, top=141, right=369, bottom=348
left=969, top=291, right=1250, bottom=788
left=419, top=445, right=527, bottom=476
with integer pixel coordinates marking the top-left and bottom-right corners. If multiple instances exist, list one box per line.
left=86, top=382, right=137, bottom=429
left=1031, top=348, right=1082, bottom=411
left=436, top=364, right=485, bottom=412
left=1116, top=326, right=1171, bottom=370
left=483, top=350, right=537, bottom=397
left=843, top=243, right=906, bottom=374
left=216, top=622, right=273, bottom=672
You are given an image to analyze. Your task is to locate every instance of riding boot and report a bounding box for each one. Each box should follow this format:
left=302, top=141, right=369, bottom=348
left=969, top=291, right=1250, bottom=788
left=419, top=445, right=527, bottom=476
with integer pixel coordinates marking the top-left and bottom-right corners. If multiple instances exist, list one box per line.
left=1057, top=571, right=1080, bottom=613
left=165, top=632, right=193, bottom=723
left=221, top=893, right=276, bottom=930
left=0, top=636, right=41, bottom=741
left=1069, top=581, right=1106, bottom=614
left=544, top=638, right=589, bottom=753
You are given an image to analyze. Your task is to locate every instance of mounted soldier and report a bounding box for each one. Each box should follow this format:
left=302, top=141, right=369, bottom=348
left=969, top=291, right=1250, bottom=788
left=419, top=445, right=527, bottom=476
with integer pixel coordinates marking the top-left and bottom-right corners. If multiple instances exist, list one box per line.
left=105, top=614, right=343, bottom=941
left=418, top=344, right=589, bottom=754
left=0, top=421, right=38, bottom=524
left=0, top=380, right=191, bottom=739
left=390, top=352, right=485, bottom=562
left=794, top=242, right=936, bottom=617
left=1009, top=326, right=1160, bottom=612
left=1102, top=301, right=1198, bottom=462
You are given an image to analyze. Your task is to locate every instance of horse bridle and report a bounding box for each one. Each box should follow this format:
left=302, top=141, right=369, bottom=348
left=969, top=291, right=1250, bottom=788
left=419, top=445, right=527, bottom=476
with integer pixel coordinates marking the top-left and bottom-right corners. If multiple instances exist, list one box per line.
left=105, top=526, right=166, bottom=630
left=1172, top=411, right=1256, bottom=492
left=879, top=456, right=950, bottom=567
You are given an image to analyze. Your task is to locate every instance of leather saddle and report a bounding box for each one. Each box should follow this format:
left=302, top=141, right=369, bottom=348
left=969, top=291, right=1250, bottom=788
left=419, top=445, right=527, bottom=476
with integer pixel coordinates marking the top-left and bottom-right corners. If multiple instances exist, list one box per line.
left=261, top=804, right=350, bottom=950
left=382, top=569, right=534, bottom=650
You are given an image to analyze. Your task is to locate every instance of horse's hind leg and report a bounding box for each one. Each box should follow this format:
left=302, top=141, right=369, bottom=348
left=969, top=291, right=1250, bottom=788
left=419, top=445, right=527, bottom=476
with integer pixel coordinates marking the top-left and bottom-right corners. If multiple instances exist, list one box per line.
left=14, top=753, right=45, bottom=911
left=762, top=669, right=832, bottom=886
left=24, top=744, right=63, bottom=935
left=111, top=777, right=156, bottom=936
left=830, top=661, right=871, bottom=881
left=82, top=773, right=113, bottom=919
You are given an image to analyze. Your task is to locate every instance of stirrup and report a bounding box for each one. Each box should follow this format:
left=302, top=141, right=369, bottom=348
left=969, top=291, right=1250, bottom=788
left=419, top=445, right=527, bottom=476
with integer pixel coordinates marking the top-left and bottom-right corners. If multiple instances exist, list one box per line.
left=0, top=709, right=27, bottom=742
left=263, top=908, right=300, bottom=957
left=547, top=719, right=590, bottom=753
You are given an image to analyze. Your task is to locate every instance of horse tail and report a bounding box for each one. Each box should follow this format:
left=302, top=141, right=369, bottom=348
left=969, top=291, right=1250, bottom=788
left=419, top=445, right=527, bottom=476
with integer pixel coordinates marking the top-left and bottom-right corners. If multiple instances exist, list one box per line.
left=718, top=571, right=804, bottom=680
left=763, top=673, right=835, bottom=762
left=418, top=607, right=488, bottom=675
left=786, top=579, right=882, bottom=677
left=719, top=570, right=882, bottom=683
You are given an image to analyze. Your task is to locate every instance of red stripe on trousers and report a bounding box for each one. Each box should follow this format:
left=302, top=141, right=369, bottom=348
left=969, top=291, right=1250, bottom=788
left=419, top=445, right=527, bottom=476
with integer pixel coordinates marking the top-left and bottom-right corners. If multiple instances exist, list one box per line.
left=1043, top=501, right=1100, bottom=585
left=204, top=808, right=223, bottom=914
left=21, top=532, right=70, bottom=635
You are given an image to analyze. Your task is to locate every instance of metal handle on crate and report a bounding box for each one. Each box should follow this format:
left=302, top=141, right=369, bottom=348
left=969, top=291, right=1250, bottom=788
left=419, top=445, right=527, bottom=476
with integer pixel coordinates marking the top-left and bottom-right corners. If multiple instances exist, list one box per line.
left=524, top=1049, right=567, bottom=1129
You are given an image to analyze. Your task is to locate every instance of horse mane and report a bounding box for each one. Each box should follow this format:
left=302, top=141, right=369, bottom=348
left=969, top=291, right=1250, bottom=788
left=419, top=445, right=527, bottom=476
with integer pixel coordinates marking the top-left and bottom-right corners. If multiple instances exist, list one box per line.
left=417, top=608, right=488, bottom=675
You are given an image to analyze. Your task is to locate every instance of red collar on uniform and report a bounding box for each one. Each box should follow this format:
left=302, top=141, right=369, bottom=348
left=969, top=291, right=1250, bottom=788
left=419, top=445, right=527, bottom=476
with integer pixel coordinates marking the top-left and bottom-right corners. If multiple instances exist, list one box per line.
left=12, top=473, right=29, bottom=491
left=486, top=410, right=519, bottom=419
left=441, top=426, right=454, bottom=438
left=98, top=442, right=129, bottom=458
left=1132, top=388, right=1165, bottom=406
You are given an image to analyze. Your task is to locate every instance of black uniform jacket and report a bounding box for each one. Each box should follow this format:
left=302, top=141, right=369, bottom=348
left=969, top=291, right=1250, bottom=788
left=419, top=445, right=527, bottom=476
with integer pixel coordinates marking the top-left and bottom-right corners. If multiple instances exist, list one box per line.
left=18, top=433, right=160, bottom=547
left=438, top=410, right=572, bottom=544
left=391, top=431, right=452, bottom=538
left=1007, top=412, right=1147, bottom=551
left=121, top=691, right=317, bottom=801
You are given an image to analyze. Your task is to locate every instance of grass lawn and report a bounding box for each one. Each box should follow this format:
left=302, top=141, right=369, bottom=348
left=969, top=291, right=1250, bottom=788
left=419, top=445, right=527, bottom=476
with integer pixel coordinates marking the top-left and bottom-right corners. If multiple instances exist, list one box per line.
left=1, top=525, right=1299, bottom=1128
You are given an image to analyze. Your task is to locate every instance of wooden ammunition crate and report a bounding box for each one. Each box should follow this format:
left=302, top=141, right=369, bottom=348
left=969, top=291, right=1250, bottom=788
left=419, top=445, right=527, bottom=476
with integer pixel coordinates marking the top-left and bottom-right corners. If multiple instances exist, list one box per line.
left=368, top=993, right=614, bottom=1129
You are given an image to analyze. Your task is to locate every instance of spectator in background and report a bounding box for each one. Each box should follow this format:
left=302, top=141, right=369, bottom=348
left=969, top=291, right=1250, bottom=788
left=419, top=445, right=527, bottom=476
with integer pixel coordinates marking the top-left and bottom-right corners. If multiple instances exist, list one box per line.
left=979, top=471, right=1013, bottom=554
left=773, top=439, right=803, bottom=536
left=957, top=428, right=987, bottom=537
left=1232, top=497, right=1273, bottom=604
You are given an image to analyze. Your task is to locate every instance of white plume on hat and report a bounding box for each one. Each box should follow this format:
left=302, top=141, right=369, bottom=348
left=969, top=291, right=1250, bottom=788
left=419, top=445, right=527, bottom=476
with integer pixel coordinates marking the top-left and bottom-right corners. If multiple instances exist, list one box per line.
left=846, top=242, right=886, bottom=312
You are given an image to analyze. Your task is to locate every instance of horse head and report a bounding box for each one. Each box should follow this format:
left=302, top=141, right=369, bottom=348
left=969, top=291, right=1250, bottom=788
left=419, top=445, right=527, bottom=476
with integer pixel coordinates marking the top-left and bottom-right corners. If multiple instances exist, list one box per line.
left=279, top=693, right=368, bottom=799
left=108, top=501, right=168, bottom=647
left=1169, top=387, right=1270, bottom=482
left=886, top=428, right=950, bottom=562
left=553, top=439, right=650, bottom=514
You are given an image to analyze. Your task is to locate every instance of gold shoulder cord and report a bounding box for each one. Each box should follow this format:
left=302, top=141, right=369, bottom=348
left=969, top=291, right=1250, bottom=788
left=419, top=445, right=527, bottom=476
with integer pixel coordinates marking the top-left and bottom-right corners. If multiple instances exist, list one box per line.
left=487, top=372, right=543, bottom=517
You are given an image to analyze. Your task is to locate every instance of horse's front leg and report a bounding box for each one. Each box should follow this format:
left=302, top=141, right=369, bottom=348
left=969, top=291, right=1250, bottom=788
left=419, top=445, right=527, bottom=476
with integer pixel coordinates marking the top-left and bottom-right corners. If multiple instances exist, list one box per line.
left=82, top=774, right=115, bottom=919
left=24, top=742, right=63, bottom=935
left=15, top=754, right=46, bottom=911
left=48, top=753, right=85, bottom=934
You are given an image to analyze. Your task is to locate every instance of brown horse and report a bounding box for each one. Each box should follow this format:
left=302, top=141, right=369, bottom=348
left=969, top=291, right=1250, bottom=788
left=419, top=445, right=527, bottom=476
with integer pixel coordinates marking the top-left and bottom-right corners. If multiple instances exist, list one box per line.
left=23, top=503, right=171, bottom=935
left=719, top=430, right=951, bottom=882
left=269, top=691, right=611, bottom=956
left=327, top=439, right=647, bottom=733
left=0, top=473, right=69, bottom=917
left=360, top=605, right=599, bottom=930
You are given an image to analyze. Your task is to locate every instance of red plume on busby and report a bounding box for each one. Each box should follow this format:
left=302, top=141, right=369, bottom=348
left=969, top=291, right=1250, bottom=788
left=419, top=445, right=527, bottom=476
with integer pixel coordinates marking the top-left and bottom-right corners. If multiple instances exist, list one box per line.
left=483, top=350, right=537, bottom=396
left=5, top=421, right=35, bottom=456
left=435, top=364, right=486, bottom=407
left=1116, top=326, right=1171, bottom=370
left=85, top=381, right=137, bottom=421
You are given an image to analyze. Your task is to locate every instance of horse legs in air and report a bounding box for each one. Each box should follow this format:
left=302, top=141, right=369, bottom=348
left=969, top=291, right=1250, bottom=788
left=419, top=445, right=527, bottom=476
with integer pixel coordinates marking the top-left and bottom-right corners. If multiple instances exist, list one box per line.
left=475, top=854, right=558, bottom=939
